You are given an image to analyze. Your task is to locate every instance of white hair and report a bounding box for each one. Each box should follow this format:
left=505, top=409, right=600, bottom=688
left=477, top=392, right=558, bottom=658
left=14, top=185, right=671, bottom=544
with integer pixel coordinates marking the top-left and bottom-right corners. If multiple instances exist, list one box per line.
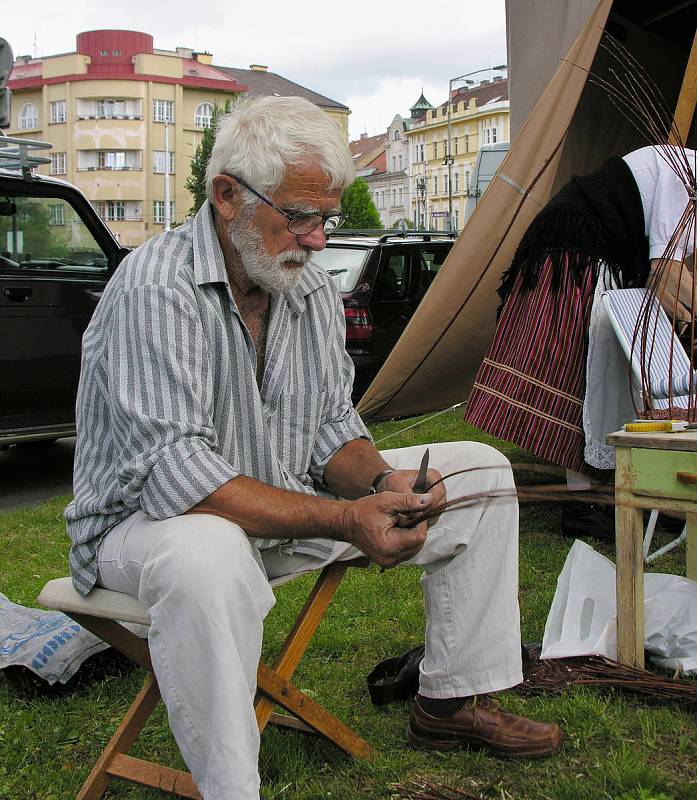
left=205, top=95, right=355, bottom=204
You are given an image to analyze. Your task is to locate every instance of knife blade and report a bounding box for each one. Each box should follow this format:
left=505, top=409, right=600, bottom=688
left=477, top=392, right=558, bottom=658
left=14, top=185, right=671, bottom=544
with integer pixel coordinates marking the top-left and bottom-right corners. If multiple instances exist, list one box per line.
left=414, top=447, right=430, bottom=493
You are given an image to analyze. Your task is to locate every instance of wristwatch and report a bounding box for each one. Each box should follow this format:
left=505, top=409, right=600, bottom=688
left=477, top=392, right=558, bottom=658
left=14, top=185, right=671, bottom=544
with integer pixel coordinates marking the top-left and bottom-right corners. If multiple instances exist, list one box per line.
left=369, top=468, right=396, bottom=494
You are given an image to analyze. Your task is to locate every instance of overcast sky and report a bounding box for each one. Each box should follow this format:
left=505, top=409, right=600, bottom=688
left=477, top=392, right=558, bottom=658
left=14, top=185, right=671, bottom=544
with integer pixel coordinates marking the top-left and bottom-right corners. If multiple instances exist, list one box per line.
left=3, top=0, right=507, bottom=141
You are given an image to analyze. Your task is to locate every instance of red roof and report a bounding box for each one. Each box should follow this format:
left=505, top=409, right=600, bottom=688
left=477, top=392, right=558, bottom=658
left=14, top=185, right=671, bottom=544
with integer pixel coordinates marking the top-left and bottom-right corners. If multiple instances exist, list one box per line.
left=444, top=77, right=509, bottom=111
left=182, top=59, right=233, bottom=83
left=8, top=29, right=246, bottom=94
left=8, top=60, right=41, bottom=81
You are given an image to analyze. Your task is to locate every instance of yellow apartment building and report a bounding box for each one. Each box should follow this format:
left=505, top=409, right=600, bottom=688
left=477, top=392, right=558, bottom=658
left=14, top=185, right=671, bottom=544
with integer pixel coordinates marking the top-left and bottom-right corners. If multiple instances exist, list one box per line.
left=406, top=77, right=509, bottom=232
left=6, top=30, right=350, bottom=246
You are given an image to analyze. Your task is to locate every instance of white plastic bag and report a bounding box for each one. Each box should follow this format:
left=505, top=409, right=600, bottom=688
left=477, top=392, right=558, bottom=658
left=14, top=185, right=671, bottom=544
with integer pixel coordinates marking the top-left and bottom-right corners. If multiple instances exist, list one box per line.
left=541, top=539, right=697, bottom=673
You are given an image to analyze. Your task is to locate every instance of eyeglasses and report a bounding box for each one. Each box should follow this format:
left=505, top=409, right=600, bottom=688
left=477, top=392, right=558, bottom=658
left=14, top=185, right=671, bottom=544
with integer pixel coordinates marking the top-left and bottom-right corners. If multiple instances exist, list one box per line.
left=229, top=174, right=345, bottom=235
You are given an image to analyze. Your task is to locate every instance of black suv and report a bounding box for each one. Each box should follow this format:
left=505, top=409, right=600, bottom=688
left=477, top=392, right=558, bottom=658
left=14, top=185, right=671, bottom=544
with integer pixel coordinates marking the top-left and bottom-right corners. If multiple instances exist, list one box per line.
left=0, top=136, right=127, bottom=446
left=310, top=231, right=455, bottom=397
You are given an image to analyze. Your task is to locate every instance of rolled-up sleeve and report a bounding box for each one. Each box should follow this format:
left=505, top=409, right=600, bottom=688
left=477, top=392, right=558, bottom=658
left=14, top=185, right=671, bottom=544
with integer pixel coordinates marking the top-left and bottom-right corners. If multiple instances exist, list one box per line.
left=108, top=285, right=238, bottom=518
left=309, top=290, right=371, bottom=483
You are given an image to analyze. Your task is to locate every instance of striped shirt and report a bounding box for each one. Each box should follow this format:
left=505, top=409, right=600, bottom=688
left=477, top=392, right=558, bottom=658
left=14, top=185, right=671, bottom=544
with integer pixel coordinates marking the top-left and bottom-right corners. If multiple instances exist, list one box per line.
left=65, top=203, right=370, bottom=595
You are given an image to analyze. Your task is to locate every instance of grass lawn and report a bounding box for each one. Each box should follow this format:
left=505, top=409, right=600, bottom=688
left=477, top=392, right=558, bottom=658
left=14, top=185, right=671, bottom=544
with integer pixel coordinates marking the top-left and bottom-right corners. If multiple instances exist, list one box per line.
left=1, top=410, right=696, bottom=800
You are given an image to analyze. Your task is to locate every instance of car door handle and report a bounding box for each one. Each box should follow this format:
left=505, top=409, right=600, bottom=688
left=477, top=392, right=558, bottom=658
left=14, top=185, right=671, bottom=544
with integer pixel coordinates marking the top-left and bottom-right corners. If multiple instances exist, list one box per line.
left=3, top=287, right=32, bottom=301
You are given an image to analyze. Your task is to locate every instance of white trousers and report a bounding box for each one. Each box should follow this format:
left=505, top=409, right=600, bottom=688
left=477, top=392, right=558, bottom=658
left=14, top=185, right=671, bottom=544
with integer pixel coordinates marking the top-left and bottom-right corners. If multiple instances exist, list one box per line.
left=96, top=441, right=521, bottom=800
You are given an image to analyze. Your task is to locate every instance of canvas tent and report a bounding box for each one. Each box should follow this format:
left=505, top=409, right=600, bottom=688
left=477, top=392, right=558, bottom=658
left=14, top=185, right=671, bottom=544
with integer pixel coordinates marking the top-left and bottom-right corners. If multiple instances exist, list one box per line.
left=356, top=0, right=697, bottom=420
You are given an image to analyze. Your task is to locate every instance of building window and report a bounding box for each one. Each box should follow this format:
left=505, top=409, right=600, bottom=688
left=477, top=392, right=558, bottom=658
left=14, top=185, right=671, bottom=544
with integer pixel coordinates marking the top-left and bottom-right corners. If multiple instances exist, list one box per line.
left=393, top=129, right=400, bottom=141
left=49, top=100, right=66, bottom=124
left=433, top=141, right=438, bottom=160
left=465, top=169, right=471, bottom=192
left=97, top=200, right=142, bottom=221
left=77, top=98, right=142, bottom=120
left=18, top=103, right=39, bottom=130
left=194, top=102, right=214, bottom=128
left=98, top=151, right=124, bottom=170
left=398, top=154, right=403, bottom=170
left=444, top=173, right=449, bottom=194
left=153, top=200, right=176, bottom=224
left=112, top=49, right=121, bottom=56
left=419, top=144, right=424, bottom=162
left=153, top=150, right=175, bottom=174
left=398, top=187, right=403, bottom=205
left=455, top=171, right=459, bottom=192
left=153, top=99, right=174, bottom=123
left=465, top=134, right=471, bottom=153
left=392, top=156, right=397, bottom=172
left=455, top=209, right=459, bottom=231
left=48, top=204, right=65, bottom=226
left=50, top=152, right=67, bottom=175
left=454, top=137, right=458, bottom=155
left=98, top=201, right=125, bottom=222
left=97, top=99, right=123, bottom=119
left=483, top=126, right=498, bottom=145
left=392, top=188, right=397, bottom=206
left=88, top=150, right=142, bottom=171
left=99, top=49, right=108, bottom=56
left=433, top=175, right=438, bottom=195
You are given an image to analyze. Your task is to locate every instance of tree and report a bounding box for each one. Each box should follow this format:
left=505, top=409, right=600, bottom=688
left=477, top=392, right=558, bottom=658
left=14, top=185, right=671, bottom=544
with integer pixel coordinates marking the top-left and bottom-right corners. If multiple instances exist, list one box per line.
left=341, top=178, right=382, bottom=229
left=186, top=99, right=233, bottom=216
left=0, top=198, right=69, bottom=260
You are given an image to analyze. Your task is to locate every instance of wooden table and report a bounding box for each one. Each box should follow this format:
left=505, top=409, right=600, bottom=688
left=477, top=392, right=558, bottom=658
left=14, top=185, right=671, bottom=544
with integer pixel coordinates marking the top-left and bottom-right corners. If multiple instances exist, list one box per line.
left=607, top=429, right=697, bottom=668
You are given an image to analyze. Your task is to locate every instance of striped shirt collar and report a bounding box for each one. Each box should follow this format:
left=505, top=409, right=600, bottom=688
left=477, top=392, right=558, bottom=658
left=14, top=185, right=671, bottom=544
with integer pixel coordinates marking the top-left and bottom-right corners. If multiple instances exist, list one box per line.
left=192, top=202, right=330, bottom=317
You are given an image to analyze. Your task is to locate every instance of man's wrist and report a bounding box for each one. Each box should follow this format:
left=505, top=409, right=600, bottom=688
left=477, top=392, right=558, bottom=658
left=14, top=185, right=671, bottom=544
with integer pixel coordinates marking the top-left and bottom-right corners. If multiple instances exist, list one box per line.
left=369, top=468, right=396, bottom=495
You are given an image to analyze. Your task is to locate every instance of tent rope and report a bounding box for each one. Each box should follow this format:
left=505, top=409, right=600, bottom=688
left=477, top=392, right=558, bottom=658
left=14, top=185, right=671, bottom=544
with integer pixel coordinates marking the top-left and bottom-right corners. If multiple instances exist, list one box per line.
left=371, top=402, right=466, bottom=446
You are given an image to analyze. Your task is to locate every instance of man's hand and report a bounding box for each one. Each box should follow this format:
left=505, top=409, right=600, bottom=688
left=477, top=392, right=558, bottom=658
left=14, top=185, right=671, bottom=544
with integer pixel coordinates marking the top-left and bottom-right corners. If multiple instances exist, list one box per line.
left=380, top=468, right=446, bottom=528
left=337, top=491, right=433, bottom=568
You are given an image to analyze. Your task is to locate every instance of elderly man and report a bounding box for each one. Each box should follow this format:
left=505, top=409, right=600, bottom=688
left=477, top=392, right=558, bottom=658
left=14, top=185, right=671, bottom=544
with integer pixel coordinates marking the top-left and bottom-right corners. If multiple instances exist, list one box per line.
left=65, top=96, right=562, bottom=800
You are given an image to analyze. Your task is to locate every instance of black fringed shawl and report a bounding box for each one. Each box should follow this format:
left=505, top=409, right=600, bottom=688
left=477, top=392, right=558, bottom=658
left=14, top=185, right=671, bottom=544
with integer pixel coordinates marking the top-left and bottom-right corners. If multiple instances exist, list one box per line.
left=498, top=156, right=650, bottom=310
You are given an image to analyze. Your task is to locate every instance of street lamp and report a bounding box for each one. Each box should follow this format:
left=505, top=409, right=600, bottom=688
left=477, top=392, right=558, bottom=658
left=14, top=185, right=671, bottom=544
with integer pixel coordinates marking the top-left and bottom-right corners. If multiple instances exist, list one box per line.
left=446, top=64, right=507, bottom=232
left=414, top=173, right=427, bottom=230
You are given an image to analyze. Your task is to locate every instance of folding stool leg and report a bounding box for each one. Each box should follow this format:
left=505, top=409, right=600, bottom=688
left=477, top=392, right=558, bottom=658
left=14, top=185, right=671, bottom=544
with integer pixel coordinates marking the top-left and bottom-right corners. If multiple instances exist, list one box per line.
left=75, top=674, right=161, bottom=800
left=255, top=562, right=373, bottom=759
left=67, top=614, right=201, bottom=800
left=64, top=562, right=372, bottom=798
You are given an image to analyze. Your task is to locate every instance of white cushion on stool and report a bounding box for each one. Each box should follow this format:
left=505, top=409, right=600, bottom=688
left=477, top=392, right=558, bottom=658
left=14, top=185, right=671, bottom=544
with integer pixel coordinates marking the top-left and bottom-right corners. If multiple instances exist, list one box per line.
left=38, top=577, right=150, bottom=626
left=38, top=571, right=306, bottom=629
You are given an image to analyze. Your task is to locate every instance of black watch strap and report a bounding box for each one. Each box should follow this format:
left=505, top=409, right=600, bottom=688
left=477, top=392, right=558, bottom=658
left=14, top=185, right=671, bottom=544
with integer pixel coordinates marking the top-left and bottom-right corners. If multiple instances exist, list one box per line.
left=369, top=468, right=396, bottom=494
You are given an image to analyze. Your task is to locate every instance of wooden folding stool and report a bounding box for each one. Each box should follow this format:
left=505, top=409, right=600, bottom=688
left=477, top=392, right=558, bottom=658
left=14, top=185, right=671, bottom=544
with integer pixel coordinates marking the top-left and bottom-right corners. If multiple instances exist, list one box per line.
left=38, top=560, right=373, bottom=800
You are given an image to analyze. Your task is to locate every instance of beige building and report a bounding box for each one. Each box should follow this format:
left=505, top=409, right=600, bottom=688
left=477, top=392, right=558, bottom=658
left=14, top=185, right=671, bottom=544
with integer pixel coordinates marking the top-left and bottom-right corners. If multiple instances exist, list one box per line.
left=406, top=77, right=509, bottom=232
left=7, top=30, right=350, bottom=246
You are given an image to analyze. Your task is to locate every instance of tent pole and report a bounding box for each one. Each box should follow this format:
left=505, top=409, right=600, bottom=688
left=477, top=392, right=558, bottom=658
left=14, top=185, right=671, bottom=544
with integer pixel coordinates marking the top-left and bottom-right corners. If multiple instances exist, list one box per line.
left=671, top=29, right=697, bottom=144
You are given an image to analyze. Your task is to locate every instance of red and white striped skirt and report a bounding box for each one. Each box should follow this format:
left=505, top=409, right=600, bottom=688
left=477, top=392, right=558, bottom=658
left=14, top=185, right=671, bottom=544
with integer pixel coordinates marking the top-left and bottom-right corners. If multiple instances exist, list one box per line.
left=465, top=254, right=596, bottom=473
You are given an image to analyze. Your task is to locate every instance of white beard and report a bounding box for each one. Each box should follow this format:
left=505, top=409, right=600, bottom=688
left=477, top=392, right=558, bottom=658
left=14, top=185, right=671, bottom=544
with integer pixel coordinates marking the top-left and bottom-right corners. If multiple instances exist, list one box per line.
left=229, top=213, right=310, bottom=293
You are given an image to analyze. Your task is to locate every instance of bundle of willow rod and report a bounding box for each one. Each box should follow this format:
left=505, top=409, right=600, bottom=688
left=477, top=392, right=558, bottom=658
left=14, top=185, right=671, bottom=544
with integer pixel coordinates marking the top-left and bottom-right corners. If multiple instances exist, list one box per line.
left=589, top=32, right=697, bottom=420
left=519, top=651, right=697, bottom=707
left=405, top=463, right=615, bottom=527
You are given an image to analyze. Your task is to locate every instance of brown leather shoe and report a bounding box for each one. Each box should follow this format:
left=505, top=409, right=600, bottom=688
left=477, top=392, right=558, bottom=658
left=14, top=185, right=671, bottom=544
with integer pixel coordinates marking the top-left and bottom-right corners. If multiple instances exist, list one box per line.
left=408, top=695, right=563, bottom=759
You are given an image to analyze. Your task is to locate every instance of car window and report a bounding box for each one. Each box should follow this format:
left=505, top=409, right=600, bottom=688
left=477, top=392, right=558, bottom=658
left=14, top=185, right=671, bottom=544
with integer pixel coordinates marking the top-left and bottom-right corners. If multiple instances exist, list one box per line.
left=418, top=247, right=450, bottom=294
left=309, top=246, right=369, bottom=292
left=0, top=195, right=107, bottom=273
left=378, top=253, right=408, bottom=301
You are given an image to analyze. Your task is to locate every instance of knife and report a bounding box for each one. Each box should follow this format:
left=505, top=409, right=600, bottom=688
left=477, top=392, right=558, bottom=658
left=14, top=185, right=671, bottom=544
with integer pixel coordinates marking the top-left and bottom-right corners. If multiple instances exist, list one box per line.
left=414, top=448, right=430, bottom=493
